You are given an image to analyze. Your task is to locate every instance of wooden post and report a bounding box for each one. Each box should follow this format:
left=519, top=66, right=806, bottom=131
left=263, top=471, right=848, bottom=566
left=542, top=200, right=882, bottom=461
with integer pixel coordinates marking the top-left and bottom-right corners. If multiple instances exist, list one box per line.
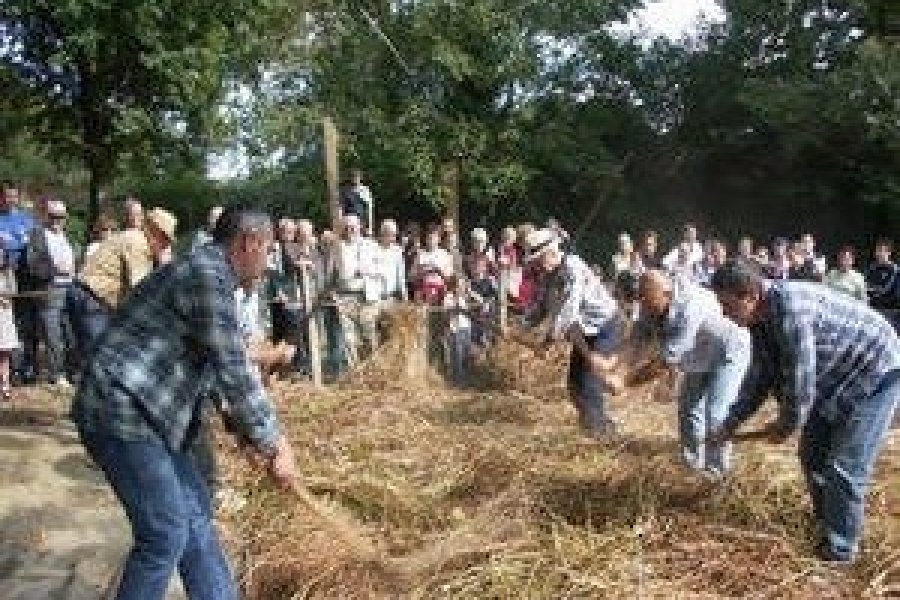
left=439, top=160, right=460, bottom=236
left=323, top=116, right=341, bottom=233
left=299, top=267, right=323, bottom=387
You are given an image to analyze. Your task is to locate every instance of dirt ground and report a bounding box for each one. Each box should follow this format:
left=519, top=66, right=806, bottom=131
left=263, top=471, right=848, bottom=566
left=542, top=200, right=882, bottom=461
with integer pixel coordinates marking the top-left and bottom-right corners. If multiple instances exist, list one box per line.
left=0, top=380, right=897, bottom=599
left=0, top=386, right=185, bottom=600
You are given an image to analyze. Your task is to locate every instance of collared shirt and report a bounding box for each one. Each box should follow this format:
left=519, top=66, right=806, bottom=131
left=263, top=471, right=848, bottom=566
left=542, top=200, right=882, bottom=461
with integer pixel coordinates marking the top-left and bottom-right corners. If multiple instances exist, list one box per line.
left=375, top=243, right=407, bottom=301
left=71, top=243, right=280, bottom=454
left=190, top=229, right=214, bottom=252
left=531, top=254, right=618, bottom=339
left=78, top=229, right=154, bottom=307
left=728, top=280, right=900, bottom=433
left=662, top=242, right=704, bottom=272
left=336, top=236, right=381, bottom=299
left=660, top=278, right=749, bottom=373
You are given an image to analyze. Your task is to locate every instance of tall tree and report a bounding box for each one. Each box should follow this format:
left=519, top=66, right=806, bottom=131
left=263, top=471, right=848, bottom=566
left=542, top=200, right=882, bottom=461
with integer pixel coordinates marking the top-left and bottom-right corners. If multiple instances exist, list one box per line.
left=0, top=0, right=294, bottom=221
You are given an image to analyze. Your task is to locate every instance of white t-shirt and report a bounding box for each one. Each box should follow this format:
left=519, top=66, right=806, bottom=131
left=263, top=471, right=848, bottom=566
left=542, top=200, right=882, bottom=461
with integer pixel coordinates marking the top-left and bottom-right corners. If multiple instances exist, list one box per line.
left=45, top=229, right=75, bottom=282
left=417, top=248, right=454, bottom=277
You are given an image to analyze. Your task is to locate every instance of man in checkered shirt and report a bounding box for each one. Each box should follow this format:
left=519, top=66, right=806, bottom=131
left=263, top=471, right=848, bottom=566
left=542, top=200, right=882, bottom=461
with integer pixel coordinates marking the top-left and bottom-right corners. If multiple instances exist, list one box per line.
left=71, top=206, right=296, bottom=600
left=710, top=260, right=900, bottom=564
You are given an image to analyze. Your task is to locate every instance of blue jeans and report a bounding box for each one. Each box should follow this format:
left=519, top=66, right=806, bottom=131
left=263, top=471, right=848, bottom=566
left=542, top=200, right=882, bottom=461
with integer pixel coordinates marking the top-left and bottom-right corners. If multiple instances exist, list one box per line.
left=678, top=339, right=751, bottom=476
left=78, top=428, right=238, bottom=600
left=67, top=283, right=111, bottom=355
left=799, top=369, right=900, bottom=561
left=567, top=320, right=622, bottom=430
left=39, top=282, right=74, bottom=382
left=445, top=326, right=472, bottom=386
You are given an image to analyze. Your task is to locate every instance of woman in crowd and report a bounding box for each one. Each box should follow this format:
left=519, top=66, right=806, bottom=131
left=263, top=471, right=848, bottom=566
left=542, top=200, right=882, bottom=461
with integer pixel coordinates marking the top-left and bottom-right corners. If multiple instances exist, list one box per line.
left=825, top=245, right=867, bottom=303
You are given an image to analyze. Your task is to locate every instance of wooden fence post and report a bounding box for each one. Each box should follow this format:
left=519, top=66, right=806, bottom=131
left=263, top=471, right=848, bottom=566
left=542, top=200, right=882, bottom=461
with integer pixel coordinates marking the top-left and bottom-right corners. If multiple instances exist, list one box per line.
left=299, top=267, right=323, bottom=387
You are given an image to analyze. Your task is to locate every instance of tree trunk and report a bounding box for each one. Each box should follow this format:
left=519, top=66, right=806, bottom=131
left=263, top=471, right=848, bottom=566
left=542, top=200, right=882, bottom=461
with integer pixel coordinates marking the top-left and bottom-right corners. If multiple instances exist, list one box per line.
left=88, top=166, right=101, bottom=232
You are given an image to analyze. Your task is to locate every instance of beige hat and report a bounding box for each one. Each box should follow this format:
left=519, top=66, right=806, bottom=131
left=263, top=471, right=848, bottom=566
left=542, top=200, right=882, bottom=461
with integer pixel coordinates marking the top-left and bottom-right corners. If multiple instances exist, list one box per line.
left=524, top=229, right=559, bottom=263
left=47, top=200, right=67, bottom=217
left=144, top=207, right=177, bottom=242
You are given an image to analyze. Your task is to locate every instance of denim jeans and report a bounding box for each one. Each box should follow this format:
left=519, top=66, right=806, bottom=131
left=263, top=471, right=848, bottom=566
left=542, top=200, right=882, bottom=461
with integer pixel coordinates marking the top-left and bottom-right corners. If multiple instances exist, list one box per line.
left=78, top=427, right=238, bottom=600
left=39, top=282, right=74, bottom=382
left=678, top=338, right=751, bottom=477
left=445, top=326, right=472, bottom=386
left=567, top=319, right=622, bottom=431
left=66, top=283, right=111, bottom=355
left=799, top=369, right=900, bottom=562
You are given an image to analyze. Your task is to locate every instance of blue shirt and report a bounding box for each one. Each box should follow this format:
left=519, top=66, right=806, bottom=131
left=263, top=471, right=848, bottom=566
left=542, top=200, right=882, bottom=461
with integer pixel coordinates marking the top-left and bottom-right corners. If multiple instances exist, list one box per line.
left=661, top=278, right=750, bottom=373
left=727, top=281, right=900, bottom=433
left=71, top=243, right=281, bottom=454
left=0, top=209, right=37, bottom=269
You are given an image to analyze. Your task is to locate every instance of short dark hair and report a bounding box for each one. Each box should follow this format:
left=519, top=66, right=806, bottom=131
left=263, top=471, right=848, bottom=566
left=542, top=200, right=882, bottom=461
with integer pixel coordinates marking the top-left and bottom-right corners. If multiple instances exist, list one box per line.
left=709, top=260, right=764, bottom=296
left=875, top=238, right=893, bottom=251
left=212, top=205, right=273, bottom=244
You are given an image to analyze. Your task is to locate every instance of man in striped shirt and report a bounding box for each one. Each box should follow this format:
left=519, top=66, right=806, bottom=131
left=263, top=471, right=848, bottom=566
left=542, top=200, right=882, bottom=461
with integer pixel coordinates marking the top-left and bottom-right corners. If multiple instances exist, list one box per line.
left=710, top=260, right=900, bottom=564
left=522, top=229, right=621, bottom=438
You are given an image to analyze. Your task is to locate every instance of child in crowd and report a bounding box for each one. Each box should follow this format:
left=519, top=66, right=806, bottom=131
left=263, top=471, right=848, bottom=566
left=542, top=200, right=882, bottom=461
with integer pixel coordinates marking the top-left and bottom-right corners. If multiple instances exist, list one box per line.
left=442, top=275, right=475, bottom=386
left=468, top=258, right=498, bottom=347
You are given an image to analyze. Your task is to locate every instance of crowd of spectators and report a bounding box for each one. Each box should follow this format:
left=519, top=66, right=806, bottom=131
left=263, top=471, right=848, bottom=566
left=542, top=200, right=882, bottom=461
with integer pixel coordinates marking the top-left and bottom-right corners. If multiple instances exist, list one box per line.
left=0, top=177, right=897, bottom=398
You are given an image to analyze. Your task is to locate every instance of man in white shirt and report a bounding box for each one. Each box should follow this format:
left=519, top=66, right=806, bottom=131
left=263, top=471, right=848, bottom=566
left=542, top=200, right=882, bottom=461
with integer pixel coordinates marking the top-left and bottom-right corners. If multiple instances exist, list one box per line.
left=334, top=214, right=381, bottom=364
left=662, top=223, right=704, bottom=273
left=521, top=229, right=623, bottom=438
left=28, top=200, right=75, bottom=386
left=376, top=219, right=407, bottom=302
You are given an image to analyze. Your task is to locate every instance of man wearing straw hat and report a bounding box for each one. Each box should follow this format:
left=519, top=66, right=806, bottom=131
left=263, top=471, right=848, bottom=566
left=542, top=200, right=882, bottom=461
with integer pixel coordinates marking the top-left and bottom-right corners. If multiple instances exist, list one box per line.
left=520, top=228, right=621, bottom=438
left=709, top=260, right=900, bottom=564
left=69, top=207, right=178, bottom=352
left=71, top=205, right=296, bottom=599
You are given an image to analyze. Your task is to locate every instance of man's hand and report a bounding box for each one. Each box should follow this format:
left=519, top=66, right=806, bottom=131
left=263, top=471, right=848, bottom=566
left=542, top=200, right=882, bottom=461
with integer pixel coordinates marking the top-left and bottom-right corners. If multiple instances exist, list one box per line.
left=588, top=352, right=618, bottom=375
left=267, top=435, right=297, bottom=492
left=600, top=371, right=625, bottom=396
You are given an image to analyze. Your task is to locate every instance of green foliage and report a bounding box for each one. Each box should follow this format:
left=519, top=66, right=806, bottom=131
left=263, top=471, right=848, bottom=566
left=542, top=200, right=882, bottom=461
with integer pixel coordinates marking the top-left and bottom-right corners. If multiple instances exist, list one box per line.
left=1, top=0, right=898, bottom=262
left=0, top=0, right=298, bottom=219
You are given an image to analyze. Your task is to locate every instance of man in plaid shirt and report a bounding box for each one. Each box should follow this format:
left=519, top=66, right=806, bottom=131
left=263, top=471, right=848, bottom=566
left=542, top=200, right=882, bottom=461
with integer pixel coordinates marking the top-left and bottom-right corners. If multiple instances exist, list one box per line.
left=710, top=261, right=900, bottom=564
left=71, top=206, right=296, bottom=600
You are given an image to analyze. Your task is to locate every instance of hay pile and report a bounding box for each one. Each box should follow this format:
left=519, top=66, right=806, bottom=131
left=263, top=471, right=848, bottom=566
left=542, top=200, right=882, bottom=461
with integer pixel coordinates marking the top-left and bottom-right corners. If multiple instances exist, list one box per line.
left=220, top=332, right=900, bottom=599
left=344, top=304, right=437, bottom=389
